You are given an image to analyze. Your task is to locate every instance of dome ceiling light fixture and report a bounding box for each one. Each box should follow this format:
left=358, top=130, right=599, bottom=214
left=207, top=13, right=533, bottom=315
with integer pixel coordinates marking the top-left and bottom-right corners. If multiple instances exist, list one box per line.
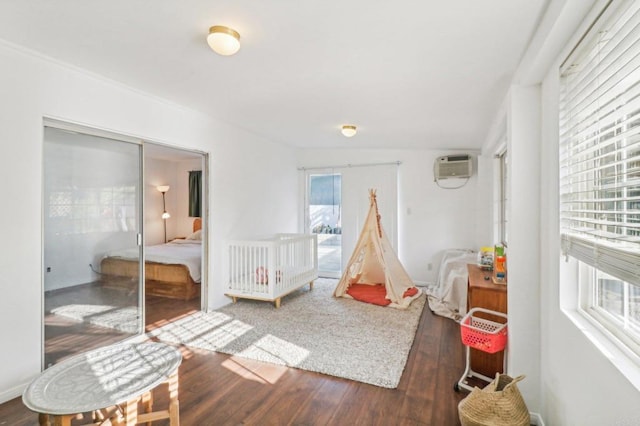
left=207, top=25, right=241, bottom=56
left=341, top=125, right=357, bottom=137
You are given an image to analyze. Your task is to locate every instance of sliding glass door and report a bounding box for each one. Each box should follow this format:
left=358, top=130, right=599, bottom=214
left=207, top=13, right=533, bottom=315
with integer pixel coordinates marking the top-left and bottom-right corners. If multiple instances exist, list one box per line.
left=307, top=173, right=342, bottom=278
left=43, top=124, right=143, bottom=367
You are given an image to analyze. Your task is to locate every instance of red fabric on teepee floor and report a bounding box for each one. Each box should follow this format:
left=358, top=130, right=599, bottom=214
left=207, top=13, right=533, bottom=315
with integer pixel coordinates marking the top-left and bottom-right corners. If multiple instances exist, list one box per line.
left=346, top=283, right=420, bottom=307
left=346, top=284, right=390, bottom=306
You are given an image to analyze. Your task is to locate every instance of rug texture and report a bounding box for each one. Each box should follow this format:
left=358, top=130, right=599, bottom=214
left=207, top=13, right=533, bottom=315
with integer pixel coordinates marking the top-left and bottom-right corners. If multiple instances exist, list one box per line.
left=148, top=278, right=426, bottom=388
left=51, top=304, right=139, bottom=334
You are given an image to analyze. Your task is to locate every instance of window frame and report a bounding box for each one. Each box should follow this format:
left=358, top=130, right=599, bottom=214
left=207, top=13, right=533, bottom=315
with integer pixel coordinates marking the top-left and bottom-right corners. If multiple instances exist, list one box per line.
left=498, top=149, right=509, bottom=247
left=559, top=0, right=640, bottom=364
left=579, top=263, right=640, bottom=358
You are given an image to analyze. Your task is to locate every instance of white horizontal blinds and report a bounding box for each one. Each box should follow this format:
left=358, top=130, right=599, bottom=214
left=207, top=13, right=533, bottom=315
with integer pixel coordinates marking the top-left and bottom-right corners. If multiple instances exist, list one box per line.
left=560, top=1, right=640, bottom=286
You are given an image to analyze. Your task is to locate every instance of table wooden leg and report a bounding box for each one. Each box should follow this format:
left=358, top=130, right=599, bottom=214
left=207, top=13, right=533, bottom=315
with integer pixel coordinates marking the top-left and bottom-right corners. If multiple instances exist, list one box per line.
left=93, top=409, right=107, bottom=423
left=141, top=391, right=153, bottom=426
left=121, top=398, right=139, bottom=426
left=51, top=415, right=72, bottom=426
left=38, top=413, right=50, bottom=426
left=168, top=371, right=180, bottom=426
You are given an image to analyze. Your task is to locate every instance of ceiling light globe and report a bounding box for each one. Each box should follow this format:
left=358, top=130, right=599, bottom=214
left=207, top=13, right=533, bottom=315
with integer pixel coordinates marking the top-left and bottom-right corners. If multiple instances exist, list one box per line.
left=162, top=212, right=171, bottom=219
left=207, top=26, right=241, bottom=56
left=341, top=125, right=357, bottom=137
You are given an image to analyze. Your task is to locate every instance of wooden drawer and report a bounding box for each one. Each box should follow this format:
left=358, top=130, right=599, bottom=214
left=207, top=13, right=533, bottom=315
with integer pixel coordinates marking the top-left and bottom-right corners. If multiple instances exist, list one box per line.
left=466, top=264, right=507, bottom=377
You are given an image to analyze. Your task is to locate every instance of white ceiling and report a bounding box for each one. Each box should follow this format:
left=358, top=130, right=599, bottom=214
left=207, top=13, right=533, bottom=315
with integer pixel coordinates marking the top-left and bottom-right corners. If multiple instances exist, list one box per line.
left=0, top=0, right=548, bottom=150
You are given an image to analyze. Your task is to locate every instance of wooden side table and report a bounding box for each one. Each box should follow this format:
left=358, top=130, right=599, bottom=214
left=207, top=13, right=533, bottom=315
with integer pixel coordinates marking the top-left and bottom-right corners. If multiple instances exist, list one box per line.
left=466, top=264, right=508, bottom=378
left=22, top=342, right=182, bottom=426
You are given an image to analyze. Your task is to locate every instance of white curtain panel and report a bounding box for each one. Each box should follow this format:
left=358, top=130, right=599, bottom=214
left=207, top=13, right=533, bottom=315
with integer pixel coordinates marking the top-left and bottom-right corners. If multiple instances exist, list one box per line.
left=339, top=164, right=399, bottom=271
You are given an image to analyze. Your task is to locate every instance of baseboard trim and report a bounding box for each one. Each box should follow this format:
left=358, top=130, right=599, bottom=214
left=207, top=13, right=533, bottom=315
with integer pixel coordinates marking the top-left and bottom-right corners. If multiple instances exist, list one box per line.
left=530, top=412, right=545, bottom=426
left=0, top=382, right=27, bottom=405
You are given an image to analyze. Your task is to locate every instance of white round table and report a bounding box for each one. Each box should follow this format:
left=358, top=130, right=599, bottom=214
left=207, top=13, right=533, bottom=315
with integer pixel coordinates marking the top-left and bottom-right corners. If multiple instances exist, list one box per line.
left=22, top=341, right=182, bottom=425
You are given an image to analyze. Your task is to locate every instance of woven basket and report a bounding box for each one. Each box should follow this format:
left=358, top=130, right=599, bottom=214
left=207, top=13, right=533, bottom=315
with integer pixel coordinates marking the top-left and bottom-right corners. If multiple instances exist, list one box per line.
left=458, top=374, right=530, bottom=426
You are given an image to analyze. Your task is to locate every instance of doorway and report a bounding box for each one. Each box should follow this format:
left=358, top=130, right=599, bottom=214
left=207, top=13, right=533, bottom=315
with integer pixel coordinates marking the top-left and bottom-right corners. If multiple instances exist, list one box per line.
left=143, top=143, right=206, bottom=330
left=307, top=173, right=342, bottom=278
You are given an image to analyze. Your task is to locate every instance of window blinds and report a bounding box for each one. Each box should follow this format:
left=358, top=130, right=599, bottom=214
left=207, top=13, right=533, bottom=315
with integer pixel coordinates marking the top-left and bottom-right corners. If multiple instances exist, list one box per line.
left=559, top=1, right=640, bottom=286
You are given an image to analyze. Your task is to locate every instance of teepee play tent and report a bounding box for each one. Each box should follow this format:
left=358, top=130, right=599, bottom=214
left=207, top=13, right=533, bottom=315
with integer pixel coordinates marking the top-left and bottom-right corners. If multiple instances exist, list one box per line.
left=334, top=189, right=422, bottom=309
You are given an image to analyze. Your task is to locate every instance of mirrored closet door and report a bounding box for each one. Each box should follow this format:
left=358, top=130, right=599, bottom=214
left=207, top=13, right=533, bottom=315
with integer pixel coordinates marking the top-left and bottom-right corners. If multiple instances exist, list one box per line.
left=43, top=124, right=143, bottom=368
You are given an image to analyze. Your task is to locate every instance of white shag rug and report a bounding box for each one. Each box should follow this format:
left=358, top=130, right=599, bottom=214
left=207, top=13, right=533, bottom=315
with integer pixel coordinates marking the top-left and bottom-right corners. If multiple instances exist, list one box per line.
left=148, top=278, right=426, bottom=388
left=51, top=304, right=139, bottom=334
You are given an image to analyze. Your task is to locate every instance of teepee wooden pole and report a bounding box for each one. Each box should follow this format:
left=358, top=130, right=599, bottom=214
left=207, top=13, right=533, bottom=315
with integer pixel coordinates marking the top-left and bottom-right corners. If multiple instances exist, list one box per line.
left=369, top=189, right=382, bottom=238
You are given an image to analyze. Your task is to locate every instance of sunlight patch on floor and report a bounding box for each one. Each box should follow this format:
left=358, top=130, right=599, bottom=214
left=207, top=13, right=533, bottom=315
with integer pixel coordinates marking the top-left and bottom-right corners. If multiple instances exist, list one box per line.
left=148, top=312, right=254, bottom=350
left=146, top=309, right=199, bottom=332
left=221, top=357, right=288, bottom=384
left=50, top=304, right=139, bottom=333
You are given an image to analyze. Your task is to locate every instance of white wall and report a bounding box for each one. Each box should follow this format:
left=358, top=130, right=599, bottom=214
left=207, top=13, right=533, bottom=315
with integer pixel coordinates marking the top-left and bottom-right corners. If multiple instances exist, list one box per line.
left=505, top=85, right=541, bottom=412
left=144, top=157, right=203, bottom=245
left=297, top=149, right=491, bottom=285
left=0, top=41, right=298, bottom=402
left=145, top=157, right=178, bottom=245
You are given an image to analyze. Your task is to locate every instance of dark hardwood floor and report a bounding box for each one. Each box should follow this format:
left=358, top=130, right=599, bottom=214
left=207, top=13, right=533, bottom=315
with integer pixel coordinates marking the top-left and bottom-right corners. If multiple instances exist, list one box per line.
left=0, top=289, right=469, bottom=425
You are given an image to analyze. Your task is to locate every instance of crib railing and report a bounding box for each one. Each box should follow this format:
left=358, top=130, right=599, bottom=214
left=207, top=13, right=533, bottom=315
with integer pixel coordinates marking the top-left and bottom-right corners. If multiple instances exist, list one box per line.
left=225, top=233, right=318, bottom=306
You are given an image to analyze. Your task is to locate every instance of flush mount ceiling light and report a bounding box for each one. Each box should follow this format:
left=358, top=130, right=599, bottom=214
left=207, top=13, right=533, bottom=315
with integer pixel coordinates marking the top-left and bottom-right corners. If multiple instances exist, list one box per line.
left=207, top=25, right=241, bottom=56
left=341, top=125, right=357, bottom=137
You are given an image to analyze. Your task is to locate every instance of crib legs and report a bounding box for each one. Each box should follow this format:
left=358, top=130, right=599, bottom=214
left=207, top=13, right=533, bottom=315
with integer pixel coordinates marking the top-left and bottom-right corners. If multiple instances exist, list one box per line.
left=227, top=279, right=317, bottom=309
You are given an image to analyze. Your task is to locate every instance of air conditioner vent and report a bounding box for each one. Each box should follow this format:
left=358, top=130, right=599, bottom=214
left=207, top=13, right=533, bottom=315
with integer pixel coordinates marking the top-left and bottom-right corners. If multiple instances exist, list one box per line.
left=435, top=155, right=473, bottom=179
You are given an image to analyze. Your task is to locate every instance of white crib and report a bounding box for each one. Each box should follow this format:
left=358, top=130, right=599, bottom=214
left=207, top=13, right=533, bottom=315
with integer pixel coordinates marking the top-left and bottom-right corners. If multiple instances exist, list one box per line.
left=224, top=233, right=318, bottom=308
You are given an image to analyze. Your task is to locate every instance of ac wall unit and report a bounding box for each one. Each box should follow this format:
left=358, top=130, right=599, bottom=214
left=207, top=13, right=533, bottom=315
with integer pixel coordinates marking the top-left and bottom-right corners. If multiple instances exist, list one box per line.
left=435, top=155, right=473, bottom=179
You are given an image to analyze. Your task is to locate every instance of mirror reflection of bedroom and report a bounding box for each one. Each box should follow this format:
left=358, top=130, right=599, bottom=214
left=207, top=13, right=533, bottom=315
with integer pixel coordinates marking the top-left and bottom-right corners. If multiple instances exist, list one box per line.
left=43, top=124, right=205, bottom=367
